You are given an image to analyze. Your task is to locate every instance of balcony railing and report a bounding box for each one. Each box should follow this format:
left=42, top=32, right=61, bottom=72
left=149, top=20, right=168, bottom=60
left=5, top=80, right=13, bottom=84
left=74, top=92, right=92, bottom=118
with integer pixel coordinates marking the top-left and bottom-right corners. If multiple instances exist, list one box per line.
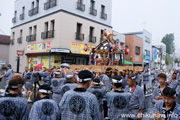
left=75, top=32, right=84, bottom=41
left=20, top=13, right=24, bottom=20
left=12, top=17, right=16, bottom=23
left=48, top=30, right=54, bottom=38
left=76, top=2, right=85, bottom=11
left=41, top=30, right=54, bottom=39
left=89, top=36, right=96, bottom=43
left=100, top=12, right=107, bottom=20
left=10, top=39, right=14, bottom=45
left=44, top=0, right=57, bottom=10
left=17, top=37, right=22, bottom=43
left=89, top=7, right=97, bottom=16
left=41, top=31, right=48, bottom=39
left=29, top=7, right=39, bottom=16
left=26, top=34, right=36, bottom=42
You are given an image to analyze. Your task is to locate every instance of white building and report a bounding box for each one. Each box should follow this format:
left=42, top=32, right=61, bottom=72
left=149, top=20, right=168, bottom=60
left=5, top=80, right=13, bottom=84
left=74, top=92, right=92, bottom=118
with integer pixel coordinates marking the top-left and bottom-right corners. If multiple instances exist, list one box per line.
left=10, top=0, right=112, bottom=72
left=152, top=45, right=161, bottom=69
left=153, top=42, right=166, bottom=69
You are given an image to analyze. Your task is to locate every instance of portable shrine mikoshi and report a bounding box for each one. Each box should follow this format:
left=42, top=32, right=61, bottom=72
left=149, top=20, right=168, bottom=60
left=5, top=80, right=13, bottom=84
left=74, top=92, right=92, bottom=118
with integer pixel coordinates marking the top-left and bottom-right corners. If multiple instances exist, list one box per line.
left=89, top=30, right=125, bottom=66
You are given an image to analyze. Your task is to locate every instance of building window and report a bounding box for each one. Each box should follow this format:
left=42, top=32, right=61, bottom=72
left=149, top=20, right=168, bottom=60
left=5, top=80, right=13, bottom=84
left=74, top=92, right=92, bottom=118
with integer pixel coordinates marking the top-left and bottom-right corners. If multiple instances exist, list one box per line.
left=20, top=7, right=25, bottom=20
left=125, top=45, right=128, bottom=49
left=89, top=27, right=96, bottom=43
left=31, top=1, right=35, bottom=9
left=145, top=50, right=150, bottom=56
left=50, top=20, right=55, bottom=30
left=45, top=22, right=49, bottom=32
left=135, top=46, right=140, bottom=55
left=76, top=0, right=85, bottom=11
left=42, top=21, right=55, bottom=39
left=12, top=11, right=17, bottom=23
left=145, top=36, right=150, bottom=43
left=76, top=23, right=84, bottom=41
left=22, top=7, right=25, bottom=13
left=29, top=1, right=39, bottom=16
left=11, top=32, right=15, bottom=45
left=48, top=20, right=55, bottom=38
left=27, top=27, right=36, bottom=42
left=17, top=30, right=23, bottom=44
left=77, top=23, right=82, bottom=33
left=29, top=27, right=32, bottom=35
left=33, top=25, right=37, bottom=35
left=44, top=0, right=57, bottom=10
left=101, top=5, right=107, bottom=20
left=36, top=0, right=39, bottom=7
left=90, top=0, right=97, bottom=16
left=100, top=30, right=104, bottom=41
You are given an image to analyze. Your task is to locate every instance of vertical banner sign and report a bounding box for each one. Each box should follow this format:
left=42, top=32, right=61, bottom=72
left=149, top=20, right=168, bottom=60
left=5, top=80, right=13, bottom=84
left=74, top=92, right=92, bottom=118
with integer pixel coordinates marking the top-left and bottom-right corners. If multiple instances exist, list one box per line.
left=154, top=48, right=157, bottom=59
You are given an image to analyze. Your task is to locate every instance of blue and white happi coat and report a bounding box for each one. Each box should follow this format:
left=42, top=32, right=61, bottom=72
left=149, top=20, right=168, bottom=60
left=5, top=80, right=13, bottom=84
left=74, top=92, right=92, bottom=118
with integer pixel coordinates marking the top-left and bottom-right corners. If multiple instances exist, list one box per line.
left=59, top=88, right=100, bottom=120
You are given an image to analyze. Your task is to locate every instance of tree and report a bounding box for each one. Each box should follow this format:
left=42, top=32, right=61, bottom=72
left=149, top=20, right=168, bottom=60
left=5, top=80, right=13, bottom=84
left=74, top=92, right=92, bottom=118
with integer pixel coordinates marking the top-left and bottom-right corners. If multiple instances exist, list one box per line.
left=161, top=33, right=175, bottom=54
left=175, top=58, right=179, bottom=63
left=166, top=55, right=171, bottom=65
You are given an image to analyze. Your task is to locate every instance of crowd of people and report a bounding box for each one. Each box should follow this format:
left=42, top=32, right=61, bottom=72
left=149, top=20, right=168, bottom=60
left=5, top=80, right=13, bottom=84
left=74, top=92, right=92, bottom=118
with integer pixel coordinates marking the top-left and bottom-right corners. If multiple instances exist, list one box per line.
left=0, top=64, right=180, bottom=120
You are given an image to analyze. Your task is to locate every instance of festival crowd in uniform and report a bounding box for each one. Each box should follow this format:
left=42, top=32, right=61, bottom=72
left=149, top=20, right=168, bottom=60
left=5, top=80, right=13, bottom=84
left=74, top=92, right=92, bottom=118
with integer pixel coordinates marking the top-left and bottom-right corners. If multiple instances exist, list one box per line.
left=0, top=64, right=180, bottom=120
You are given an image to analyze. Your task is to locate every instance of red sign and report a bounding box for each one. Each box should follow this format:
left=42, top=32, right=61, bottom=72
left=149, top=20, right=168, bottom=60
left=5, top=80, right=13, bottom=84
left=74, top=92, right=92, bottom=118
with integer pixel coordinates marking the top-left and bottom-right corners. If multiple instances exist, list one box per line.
left=125, top=48, right=129, bottom=54
left=17, top=51, right=24, bottom=56
left=84, top=44, right=88, bottom=51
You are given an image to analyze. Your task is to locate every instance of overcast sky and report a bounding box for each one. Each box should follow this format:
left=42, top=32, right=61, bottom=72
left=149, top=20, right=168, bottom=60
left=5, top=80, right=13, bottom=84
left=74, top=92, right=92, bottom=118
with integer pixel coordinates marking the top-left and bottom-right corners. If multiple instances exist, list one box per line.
left=0, top=0, right=180, bottom=50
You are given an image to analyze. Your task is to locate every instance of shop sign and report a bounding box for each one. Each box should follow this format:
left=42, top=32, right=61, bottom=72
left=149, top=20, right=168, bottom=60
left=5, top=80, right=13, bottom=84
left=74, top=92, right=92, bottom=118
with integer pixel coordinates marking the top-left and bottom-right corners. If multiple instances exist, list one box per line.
left=0, top=61, right=6, bottom=65
left=17, top=51, right=24, bottom=56
left=51, top=48, right=70, bottom=53
left=62, top=56, right=75, bottom=64
left=27, top=41, right=51, bottom=53
left=71, top=42, right=95, bottom=55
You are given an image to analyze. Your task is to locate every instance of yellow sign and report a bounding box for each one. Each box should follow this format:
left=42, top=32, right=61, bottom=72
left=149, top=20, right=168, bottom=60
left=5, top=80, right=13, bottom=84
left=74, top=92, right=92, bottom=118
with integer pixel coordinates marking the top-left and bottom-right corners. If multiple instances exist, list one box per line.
left=50, top=55, right=61, bottom=68
left=27, top=41, right=51, bottom=53
left=28, top=56, right=41, bottom=68
left=42, top=56, right=49, bottom=68
left=71, top=42, right=95, bottom=55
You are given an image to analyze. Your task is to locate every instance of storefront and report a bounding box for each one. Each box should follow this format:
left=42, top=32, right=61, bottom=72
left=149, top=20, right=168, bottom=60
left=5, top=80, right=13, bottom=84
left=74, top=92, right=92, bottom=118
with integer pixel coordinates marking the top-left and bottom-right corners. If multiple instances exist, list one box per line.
left=26, top=41, right=95, bottom=68
left=27, top=41, right=65, bottom=69
left=70, top=42, right=95, bottom=65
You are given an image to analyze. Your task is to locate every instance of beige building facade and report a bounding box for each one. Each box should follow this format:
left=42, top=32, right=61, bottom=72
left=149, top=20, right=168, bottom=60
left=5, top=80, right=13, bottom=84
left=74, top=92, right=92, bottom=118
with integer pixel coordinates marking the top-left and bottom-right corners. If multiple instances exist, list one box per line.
left=10, top=8, right=112, bottom=72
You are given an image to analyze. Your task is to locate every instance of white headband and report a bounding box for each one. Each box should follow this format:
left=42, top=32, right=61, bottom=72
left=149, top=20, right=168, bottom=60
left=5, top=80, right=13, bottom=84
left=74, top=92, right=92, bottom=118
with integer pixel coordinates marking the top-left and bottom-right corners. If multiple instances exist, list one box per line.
left=131, top=76, right=136, bottom=79
left=93, top=82, right=100, bottom=85
left=77, top=76, right=92, bottom=82
left=112, top=79, right=123, bottom=83
left=11, top=84, right=22, bottom=88
left=39, top=89, right=51, bottom=94
left=66, top=75, right=74, bottom=79
left=54, top=71, right=61, bottom=75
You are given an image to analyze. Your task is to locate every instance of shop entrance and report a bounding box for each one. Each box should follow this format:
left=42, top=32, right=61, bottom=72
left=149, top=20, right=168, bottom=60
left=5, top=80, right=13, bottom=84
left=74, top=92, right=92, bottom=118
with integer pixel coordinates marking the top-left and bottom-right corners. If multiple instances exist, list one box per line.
left=76, top=57, right=87, bottom=65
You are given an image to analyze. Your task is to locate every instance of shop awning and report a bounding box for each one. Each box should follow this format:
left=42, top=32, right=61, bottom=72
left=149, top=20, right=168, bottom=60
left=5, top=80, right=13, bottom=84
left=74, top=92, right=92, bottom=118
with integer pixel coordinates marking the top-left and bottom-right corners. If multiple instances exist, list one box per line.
left=124, top=60, right=132, bottom=65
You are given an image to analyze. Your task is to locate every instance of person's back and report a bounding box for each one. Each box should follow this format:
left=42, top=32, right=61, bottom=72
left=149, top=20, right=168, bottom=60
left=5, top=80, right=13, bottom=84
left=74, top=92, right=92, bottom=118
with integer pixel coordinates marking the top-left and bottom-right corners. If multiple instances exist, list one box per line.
left=4, top=68, right=14, bottom=85
left=59, top=83, right=78, bottom=102
left=106, top=92, right=130, bottom=120
left=59, top=89, right=99, bottom=120
left=0, top=73, right=28, bottom=120
left=59, top=70, right=100, bottom=120
left=29, top=84, right=60, bottom=120
left=29, top=98, right=60, bottom=120
left=39, top=71, right=51, bottom=85
left=0, top=96, right=28, bottom=120
left=52, top=77, right=66, bottom=103
left=87, top=79, right=106, bottom=120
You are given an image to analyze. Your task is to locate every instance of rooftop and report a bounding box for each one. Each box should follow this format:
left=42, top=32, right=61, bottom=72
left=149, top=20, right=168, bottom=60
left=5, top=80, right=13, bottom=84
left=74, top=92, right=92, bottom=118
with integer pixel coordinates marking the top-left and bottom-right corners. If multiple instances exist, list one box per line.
left=0, top=34, right=10, bottom=45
